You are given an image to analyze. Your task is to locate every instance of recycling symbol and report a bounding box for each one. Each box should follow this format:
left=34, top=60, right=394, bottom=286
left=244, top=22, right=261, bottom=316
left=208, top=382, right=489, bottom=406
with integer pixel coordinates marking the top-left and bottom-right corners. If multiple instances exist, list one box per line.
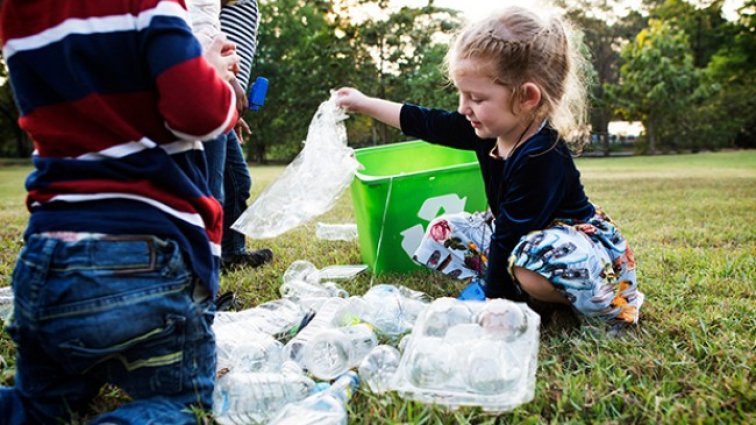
left=399, top=194, right=467, bottom=257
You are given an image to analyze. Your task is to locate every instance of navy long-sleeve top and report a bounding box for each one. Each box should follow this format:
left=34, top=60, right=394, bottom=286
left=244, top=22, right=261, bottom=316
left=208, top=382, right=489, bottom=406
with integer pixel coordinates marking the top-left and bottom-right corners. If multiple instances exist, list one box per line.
left=400, top=103, right=595, bottom=299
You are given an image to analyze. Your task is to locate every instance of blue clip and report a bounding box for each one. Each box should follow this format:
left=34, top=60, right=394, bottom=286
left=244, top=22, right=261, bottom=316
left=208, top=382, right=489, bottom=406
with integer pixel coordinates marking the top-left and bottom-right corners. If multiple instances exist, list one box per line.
left=248, top=76, right=269, bottom=111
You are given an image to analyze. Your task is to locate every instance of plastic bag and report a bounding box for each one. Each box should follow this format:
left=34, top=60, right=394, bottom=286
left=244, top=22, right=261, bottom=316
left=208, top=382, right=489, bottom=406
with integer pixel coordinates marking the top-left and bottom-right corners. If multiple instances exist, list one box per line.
left=232, top=93, right=360, bottom=238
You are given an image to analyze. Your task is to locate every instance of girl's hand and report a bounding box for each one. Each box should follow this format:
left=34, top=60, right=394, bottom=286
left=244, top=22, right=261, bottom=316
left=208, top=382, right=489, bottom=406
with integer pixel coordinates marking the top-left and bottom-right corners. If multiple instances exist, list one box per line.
left=333, top=87, right=403, bottom=129
left=334, top=87, right=369, bottom=113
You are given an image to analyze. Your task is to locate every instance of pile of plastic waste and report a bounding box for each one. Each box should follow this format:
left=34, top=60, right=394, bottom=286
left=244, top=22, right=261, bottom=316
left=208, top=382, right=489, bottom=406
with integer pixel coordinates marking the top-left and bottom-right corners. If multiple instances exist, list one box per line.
left=211, top=260, right=540, bottom=424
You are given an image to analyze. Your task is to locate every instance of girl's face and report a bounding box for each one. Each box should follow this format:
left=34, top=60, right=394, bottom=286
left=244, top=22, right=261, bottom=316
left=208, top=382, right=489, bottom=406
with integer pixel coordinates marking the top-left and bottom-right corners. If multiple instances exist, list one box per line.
left=452, top=59, right=524, bottom=143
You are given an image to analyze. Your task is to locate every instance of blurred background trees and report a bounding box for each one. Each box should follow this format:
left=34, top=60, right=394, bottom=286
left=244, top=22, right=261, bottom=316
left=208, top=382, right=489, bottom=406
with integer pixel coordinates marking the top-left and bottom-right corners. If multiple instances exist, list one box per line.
left=0, top=0, right=753, bottom=161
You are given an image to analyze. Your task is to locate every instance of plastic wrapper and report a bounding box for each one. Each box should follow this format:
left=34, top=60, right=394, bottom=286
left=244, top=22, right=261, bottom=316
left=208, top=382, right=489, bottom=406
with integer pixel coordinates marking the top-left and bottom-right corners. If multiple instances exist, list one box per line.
left=232, top=93, right=360, bottom=238
left=390, top=298, right=540, bottom=412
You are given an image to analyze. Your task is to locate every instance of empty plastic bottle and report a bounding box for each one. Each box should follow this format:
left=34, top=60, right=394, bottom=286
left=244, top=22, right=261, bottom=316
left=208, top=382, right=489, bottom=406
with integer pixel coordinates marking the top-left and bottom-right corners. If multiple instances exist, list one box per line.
left=316, top=222, right=358, bottom=241
left=0, top=286, right=13, bottom=321
left=268, top=371, right=360, bottom=425
left=214, top=298, right=309, bottom=341
left=283, top=260, right=320, bottom=285
left=303, top=323, right=377, bottom=380
left=360, top=284, right=430, bottom=336
left=358, top=344, right=401, bottom=394
left=216, top=333, right=283, bottom=374
left=212, top=371, right=316, bottom=425
left=282, top=297, right=351, bottom=366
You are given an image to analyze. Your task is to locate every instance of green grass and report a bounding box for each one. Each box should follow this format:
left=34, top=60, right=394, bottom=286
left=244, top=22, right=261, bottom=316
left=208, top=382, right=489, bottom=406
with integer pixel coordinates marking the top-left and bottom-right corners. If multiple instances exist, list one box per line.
left=1, top=150, right=754, bottom=423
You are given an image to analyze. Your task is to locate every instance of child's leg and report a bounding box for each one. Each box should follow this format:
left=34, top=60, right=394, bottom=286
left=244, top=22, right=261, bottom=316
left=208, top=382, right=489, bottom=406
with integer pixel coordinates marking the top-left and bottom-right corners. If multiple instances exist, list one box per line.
left=512, top=267, right=570, bottom=305
left=204, top=132, right=230, bottom=205
left=0, top=236, right=102, bottom=424
left=3, top=235, right=216, bottom=425
left=510, top=218, right=643, bottom=325
left=221, top=130, right=251, bottom=257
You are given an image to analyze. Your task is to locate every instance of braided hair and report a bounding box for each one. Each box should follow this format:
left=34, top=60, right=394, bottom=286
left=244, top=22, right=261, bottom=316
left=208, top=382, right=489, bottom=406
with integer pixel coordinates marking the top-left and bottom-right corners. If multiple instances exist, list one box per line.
left=445, top=6, right=591, bottom=147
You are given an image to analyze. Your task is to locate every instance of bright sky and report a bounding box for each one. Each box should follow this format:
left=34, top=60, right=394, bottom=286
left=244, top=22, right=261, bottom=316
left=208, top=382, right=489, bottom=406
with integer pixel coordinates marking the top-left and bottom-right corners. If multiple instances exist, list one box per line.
left=391, top=0, right=745, bottom=22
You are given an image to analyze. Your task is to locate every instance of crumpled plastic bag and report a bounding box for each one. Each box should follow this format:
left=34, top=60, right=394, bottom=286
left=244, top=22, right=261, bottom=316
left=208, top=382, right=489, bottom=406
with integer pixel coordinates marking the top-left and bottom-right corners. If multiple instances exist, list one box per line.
left=232, top=92, right=360, bottom=238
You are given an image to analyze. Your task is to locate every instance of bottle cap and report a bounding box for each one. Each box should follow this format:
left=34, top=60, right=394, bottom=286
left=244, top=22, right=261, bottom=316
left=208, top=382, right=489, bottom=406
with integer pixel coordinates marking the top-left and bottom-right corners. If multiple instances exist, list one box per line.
left=248, top=76, right=269, bottom=111
left=458, top=280, right=486, bottom=301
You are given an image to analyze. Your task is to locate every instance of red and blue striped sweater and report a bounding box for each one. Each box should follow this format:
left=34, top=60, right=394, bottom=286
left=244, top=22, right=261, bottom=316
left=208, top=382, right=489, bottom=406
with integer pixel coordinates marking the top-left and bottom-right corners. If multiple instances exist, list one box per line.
left=0, top=0, right=238, bottom=295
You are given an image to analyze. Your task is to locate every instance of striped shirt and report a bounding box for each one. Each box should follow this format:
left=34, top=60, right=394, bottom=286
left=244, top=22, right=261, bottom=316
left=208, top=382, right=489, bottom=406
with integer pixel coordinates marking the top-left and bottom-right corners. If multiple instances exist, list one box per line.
left=220, top=0, right=259, bottom=91
left=0, top=0, right=238, bottom=296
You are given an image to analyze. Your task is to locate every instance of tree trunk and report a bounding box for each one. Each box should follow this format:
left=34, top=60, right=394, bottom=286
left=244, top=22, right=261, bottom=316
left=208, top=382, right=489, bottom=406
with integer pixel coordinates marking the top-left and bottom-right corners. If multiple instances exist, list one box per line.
left=591, top=105, right=611, bottom=157
left=647, top=120, right=657, bottom=155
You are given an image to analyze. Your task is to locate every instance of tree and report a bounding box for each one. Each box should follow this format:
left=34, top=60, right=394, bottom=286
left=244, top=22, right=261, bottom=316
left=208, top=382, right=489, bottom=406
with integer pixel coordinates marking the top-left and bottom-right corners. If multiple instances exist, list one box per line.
left=247, top=0, right=461, bottom=161
left=690, top=0, right=756, bottom=149
left=609, top=19, right=698, bottom=154
left=0, top=59, right=29, bottom=158
left=248, top=0, right=365, bottom=162
left=649, top=0, right=733, bottom=68
left=559, top=0, right=647, bottom=156
left=344, top=0, right=461, bottom=145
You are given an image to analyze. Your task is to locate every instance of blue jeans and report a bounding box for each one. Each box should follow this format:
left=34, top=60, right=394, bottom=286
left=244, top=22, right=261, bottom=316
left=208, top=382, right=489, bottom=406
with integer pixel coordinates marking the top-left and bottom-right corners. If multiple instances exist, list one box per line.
left=0, top=234, right=216, bottom=424
left=205, top=131, right=252, bottom=257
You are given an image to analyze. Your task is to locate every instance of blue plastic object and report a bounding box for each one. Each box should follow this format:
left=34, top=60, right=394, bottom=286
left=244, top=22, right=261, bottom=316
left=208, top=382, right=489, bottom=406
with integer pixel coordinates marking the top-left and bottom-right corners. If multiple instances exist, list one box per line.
left=248, top=76, right=268, bottom=111
left=458, top=279, right=486, bottom=301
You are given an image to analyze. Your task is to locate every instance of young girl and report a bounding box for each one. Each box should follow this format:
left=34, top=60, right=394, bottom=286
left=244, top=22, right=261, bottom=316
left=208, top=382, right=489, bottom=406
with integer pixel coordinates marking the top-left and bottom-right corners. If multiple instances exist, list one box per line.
left=335, top=6, right=643, bottom=326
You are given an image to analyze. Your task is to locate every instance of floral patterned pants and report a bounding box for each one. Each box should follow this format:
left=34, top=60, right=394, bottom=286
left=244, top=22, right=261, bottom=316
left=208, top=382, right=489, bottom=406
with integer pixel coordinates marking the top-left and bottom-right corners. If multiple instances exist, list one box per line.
left=413, top=210, right=644, bottom=325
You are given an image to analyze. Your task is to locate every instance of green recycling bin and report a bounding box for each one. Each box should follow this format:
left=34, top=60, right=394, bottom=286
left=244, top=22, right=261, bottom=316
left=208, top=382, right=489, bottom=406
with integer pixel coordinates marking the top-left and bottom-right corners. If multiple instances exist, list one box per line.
left=351, top=140, right=487, bottom=274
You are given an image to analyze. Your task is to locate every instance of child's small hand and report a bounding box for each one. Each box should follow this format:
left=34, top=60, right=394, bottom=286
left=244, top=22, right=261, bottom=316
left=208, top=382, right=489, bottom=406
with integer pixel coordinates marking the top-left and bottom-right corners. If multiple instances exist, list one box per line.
left=334, top=87, right=368, bottom=113
left=229, top=78, right=248, bottom=114
left=205, top=34, right=240, bottom=82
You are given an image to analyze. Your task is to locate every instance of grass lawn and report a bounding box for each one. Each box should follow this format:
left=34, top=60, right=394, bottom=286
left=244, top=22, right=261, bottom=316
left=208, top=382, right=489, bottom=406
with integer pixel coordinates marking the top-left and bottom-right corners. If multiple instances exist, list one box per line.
left=0, top=150, right=754, bottom=423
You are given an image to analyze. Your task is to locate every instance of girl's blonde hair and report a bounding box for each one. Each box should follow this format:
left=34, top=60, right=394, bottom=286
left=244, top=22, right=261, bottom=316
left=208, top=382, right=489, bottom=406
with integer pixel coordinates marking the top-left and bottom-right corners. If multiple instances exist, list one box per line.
left=445, top=6, right=590, bottom=146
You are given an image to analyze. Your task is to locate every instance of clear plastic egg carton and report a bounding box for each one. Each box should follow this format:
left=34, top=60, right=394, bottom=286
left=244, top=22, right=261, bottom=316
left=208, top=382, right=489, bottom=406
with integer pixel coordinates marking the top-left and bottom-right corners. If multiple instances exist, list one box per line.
left=390, top=297, right=540, bottom=412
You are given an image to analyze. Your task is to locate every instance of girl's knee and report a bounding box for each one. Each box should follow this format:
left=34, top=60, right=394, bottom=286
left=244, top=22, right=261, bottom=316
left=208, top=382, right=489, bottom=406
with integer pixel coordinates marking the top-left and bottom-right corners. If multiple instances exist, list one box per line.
left=513, top=267, right=570, bottom=305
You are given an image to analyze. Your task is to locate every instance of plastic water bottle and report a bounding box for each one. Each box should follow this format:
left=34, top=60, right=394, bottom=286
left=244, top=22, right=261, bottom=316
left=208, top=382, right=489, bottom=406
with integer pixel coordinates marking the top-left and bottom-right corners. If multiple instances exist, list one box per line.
left=268, top=371, right=360, bottom=425
left=216, top=332, right=284, bottom=374
left=315, top=222, right=358, bottom=241
left=358, top=344, right=401, bottom=394
left=212, top=371, right=315, bottom=425
left=303, top=324, right=377, bottom=380
left=283, top=260, right=320, bottom=285
left=360, top=284, right=429, bottom=336
left=282, top=298, right=351, bottom=366
left=280, top=261, right=349, bottom=304
left=214, top=298, right=309, bottom=341
left=0, top=286, right=13, bottom=321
